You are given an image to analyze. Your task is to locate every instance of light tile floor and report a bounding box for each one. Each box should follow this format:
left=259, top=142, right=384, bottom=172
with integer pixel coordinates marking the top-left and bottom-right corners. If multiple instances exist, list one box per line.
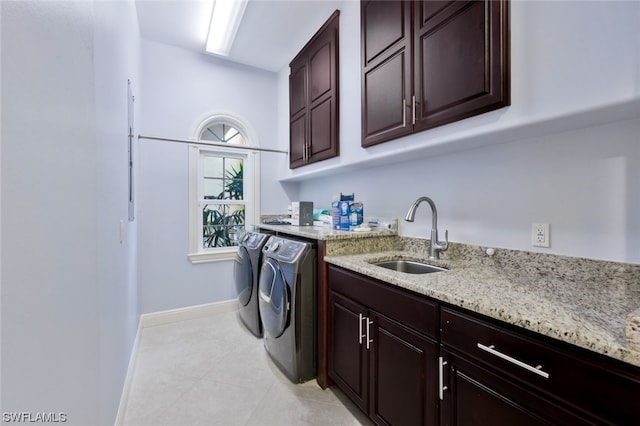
left=121, top=308, right=371, bottom=426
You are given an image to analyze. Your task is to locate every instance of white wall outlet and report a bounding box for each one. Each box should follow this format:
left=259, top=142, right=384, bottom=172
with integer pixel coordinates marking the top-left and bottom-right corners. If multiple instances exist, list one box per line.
left=531, top=223, right=550, bottom=248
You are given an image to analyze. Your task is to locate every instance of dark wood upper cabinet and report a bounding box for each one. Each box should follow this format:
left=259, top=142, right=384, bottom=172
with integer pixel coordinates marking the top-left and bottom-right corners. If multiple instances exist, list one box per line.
left=289, top=10, right=340, bottom=169
left=362, top=1, right=510, bottom=148
left=361, top=0, right=413, bottom=145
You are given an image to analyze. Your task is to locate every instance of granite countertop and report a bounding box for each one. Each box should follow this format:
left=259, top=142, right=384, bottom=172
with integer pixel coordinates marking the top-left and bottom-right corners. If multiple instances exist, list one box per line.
left=324, top=243, right=640, bottom=368
left=254, top=223, right=397, bottom=240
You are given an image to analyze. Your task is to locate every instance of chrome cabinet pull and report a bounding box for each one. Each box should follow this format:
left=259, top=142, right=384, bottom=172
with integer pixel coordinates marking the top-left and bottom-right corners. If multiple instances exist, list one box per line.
left=402, top=98, right=407, bottom=127
left=477, top=343, right=550, bottom=379
left=438, top=357, right=448, bottom=400
left=412, top=95, right=416, bottom=125
left=357, top=315, right=373, bottom=349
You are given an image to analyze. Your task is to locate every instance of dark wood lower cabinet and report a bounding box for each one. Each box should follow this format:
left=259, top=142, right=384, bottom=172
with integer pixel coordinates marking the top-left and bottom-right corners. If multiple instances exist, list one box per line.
left=327, top=265, right=640, bottom=426
left=441, top=307, right=640, bottom=425
left=329, top=292, right=368, bottom=411
left=369, top=312, right=437, bottom=426
left=439, top=348, right=594, bottom=426
left=328, top=267, right=438, bottom=425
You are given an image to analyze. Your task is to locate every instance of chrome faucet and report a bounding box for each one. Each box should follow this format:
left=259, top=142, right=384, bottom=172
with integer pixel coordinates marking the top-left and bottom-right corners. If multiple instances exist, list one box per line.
left=405, top=196, right=449, bottom=260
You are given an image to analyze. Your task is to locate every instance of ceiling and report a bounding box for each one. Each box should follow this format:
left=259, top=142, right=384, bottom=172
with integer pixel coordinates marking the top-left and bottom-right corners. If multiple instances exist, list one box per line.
left=135, top=0, right=342, bottom=73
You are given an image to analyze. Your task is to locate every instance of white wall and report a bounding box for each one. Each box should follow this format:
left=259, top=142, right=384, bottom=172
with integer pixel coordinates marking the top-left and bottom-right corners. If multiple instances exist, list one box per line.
left=93, top=1, right=141, bottom=422
left=284, top=0, right=640, bottom=264
left=1, top=1, right=140, bottom=424
left=298, top=118, right=640, bottom=263
left=138, top=40, right=279, bottom=313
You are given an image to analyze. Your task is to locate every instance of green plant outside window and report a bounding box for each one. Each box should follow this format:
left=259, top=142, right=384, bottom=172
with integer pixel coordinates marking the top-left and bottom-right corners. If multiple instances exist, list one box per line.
left=200, top=123, right=246, bottom=249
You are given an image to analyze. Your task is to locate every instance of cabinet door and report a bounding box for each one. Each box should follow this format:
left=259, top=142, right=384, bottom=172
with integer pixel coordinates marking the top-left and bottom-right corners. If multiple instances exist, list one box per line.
left=289, top=61, right=308, bottom=168
left=414, top=0, right=510, bottom=131
left=369, top=311, right=438, bottom=426
left=441, top=307, right=640, bottom=424
left=289, top=10, right=340, bottom=169
left=440, top=348, right=595, bottom=426
left=308, top=20, right=339, bottom=163
left=361, top=0, right=413, bottom=147
left=328, top=291, right=368, bottom=412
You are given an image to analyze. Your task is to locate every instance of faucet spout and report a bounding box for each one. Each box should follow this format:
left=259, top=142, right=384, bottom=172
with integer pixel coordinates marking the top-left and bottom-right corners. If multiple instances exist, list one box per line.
left=405, top=196, right=448, bottom=260
left=405, top=196, right=438, bottom=229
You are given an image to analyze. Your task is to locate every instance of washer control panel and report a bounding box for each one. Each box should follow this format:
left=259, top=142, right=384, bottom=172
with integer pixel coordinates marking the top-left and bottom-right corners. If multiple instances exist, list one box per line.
left=263, top=237, right=309, bottom=263
left=242, top=232, right=270, bottom=249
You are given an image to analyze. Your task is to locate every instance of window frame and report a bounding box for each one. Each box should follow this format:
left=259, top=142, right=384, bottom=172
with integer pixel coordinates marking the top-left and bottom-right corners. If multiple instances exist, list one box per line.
left=188, top=115, right=260, bottom=264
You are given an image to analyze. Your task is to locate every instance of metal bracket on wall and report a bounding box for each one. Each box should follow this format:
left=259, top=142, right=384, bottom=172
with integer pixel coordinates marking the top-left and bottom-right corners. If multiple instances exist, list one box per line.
left=128, top=80, right=135, bottom=222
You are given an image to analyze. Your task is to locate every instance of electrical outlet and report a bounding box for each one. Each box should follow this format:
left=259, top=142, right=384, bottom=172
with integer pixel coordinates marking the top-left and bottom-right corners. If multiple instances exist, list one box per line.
left=531, top=223, right=550, bottom=248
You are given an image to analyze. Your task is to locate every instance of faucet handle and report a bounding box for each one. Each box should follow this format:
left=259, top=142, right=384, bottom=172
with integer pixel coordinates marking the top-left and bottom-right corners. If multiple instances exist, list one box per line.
left=441, top=230, right=449, bottom=251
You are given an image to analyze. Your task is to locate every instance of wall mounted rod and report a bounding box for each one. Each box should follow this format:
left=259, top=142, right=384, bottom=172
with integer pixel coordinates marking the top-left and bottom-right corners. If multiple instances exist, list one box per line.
left=138, top=134, right=289, bottom=155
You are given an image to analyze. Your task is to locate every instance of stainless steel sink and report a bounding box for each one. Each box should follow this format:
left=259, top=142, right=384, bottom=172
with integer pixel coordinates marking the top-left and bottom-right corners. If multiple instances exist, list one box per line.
left=371, top=260, right=447, bottom=274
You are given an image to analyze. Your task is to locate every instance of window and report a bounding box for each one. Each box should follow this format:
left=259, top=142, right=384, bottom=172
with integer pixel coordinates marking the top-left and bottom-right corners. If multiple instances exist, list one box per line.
left=188, top=115, right=260, bottom=263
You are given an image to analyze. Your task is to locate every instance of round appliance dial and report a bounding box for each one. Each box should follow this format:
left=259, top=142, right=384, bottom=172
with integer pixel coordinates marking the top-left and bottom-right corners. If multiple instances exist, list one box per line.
left=270, top=241, right=282, bottom=252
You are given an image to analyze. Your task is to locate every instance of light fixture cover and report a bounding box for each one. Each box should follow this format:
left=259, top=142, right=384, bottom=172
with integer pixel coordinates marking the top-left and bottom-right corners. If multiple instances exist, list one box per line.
left=205, top=0, right=248, bottom=56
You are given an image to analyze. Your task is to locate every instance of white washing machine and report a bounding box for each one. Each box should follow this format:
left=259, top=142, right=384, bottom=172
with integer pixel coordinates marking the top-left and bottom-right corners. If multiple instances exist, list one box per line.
left=258, top=236, right=317, bottom=383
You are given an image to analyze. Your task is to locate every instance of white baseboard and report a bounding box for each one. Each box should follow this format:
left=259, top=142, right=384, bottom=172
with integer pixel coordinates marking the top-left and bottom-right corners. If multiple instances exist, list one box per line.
left=114, top=319, right=143, bottom=426
left=140, top=299, right=238, bottom=328
left=114, top=299, right=238, bottom=425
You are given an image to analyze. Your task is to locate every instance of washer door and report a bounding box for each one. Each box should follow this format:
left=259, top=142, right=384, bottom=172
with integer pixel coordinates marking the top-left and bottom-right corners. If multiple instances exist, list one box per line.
left=258, top=258, right=290, bottom=338
left=234, top=246, right=252, bottom=307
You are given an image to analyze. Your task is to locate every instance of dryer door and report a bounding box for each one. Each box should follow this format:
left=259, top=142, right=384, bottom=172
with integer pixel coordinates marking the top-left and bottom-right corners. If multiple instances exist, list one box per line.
left=258, top=258, right=290, bottom=338
left=234, top=246, right=252, bottom=306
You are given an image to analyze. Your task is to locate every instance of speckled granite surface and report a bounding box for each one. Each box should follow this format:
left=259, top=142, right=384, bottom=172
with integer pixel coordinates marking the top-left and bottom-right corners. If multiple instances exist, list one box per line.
left=254, top=223, right=397, bottom=241
left=628, top=309, right=640, bottom=352
left=324, top=238, right=640, bottom=368
left=253, top=223, right=640, bottom=367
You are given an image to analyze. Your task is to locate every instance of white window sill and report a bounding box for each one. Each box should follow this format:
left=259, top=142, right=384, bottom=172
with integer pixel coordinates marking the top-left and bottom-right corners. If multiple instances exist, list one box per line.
left=188, top=248, right=238, bottom=264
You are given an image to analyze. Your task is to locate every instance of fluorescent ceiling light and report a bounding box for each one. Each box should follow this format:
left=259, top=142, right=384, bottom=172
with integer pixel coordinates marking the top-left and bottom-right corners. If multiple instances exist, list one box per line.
left=205, top=0, right=248, bottom=56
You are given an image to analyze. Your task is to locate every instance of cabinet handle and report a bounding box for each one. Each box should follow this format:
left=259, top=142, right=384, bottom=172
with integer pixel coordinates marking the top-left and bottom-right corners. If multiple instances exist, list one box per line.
left=477, top=343, right=550, bottom=379
left=412, top=95, right=416, bottom=125
left=438, top=357, right=448, bottom=400
left=366, top=318, right=373, bottom=350
left=358, top=313, right=365, bottom=345
left=402, top=98, right=407, bottom=127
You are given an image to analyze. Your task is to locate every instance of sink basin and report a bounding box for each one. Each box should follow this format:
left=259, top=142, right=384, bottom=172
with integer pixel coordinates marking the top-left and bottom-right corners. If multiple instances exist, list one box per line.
left=372, top=260, right=447, bottom=274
